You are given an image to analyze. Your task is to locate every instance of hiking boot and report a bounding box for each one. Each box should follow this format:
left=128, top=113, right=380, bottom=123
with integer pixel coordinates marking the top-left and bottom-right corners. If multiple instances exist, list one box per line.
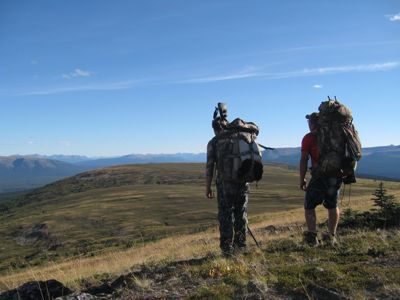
left=221, top=246, right=234, bottom=258
left=322, top=232, right=338, bottom=246
left=303, top=231, right=319, bottom=247
left=233, top=245, right=249, bottom=255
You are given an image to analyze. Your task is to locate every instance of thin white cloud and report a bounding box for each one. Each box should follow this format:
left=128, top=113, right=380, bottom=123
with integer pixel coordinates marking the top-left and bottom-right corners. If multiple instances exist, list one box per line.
left=16, top=61, right=400, bottom=96
left=177, top=65, right=262, bottom=84
left=19, top=79, right=145, bottom=96
left=180, top=72, right=259, bottom=83
left=228, top=40, right=400, bottom=63
left=181, top=61, right=400, bottom=83
left=386, top=13, right=400, bottom=21
left=74, top=68, right=92, bottom=77
left=62, top=68, right=94, bottom=79
left=313, top=84, right=323, bottom=89
left=283, top=62, right=400, bottom=77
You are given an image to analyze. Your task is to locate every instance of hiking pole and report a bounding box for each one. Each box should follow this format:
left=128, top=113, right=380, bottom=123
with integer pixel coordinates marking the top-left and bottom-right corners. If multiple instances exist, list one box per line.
left=258, top=143, right=275, bottom=151
left=247, top=224, right=261, bottom=249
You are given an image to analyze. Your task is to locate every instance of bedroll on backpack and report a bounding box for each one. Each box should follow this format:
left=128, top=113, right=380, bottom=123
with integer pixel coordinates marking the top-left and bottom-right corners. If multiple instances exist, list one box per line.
left=314, top=99, right=362, bottom=184
left=215, top=118, right=263, bottom=183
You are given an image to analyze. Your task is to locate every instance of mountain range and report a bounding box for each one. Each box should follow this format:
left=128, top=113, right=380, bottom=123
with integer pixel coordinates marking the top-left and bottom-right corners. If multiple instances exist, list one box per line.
left=262, top=145, right=400, bottom=180
left=0, top=156, right=86, bottom=193
left=0, top=145, right=399, bottom=193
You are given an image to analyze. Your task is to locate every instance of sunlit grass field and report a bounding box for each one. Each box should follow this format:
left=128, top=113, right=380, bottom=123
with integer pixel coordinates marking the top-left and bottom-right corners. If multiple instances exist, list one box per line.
left=0, top=163, right=399, bottom=292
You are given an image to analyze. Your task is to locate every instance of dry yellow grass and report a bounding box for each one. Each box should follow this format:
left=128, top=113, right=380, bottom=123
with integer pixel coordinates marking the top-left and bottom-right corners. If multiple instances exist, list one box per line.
left=0, top=189, right=378, bottom=292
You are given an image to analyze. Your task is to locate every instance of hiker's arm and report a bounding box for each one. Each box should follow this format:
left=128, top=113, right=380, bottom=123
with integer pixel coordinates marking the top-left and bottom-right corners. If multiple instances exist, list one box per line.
left=205, top=140, right=215, bottom=198
left=300, top=150, right=309, bottom=191
left=206, top=175, right=214, bottom=198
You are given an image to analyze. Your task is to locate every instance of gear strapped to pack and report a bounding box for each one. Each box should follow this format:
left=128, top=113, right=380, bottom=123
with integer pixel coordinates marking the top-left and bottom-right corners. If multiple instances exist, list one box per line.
left=313, top=97, right=362, bottom=184
left=215, top=118, right=263, bottom=183
left=212, top=102, right=266, bottom=183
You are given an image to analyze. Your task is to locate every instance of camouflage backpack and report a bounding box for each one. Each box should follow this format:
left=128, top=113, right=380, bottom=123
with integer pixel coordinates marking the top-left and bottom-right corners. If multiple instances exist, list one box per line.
left=314, top=98, right=362, bottom=183
left=215, top=118, right=263, bottom=183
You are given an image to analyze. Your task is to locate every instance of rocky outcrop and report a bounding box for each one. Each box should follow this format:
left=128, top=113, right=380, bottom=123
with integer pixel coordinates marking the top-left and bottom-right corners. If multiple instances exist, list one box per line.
left=55, top=292, right=111, bottom=300
left=14, top=223, right=50, bottom=246
left=0, top=279, right=72, bottom=300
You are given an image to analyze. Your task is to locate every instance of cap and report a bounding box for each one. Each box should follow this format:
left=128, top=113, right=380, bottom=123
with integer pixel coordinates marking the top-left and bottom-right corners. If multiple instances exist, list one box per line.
left=305, top=112, right=319, bottom=124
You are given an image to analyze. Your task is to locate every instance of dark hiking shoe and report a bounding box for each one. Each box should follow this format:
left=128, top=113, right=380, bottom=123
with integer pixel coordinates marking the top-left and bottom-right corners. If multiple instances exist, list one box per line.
left=222, top=251, right=234, bottom=258
left=234, top=245, right=249, bottom=255
left=221, top=246, right=234, bottom=258
left=303, top=231, right=319, bottom=247
left=322, top=232, right=338, bottom=246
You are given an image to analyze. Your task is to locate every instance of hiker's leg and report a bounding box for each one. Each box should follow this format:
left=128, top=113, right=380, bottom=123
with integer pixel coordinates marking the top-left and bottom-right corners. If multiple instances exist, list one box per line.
left=304, top=177, right=323, bottom=233
left=328, top=207, right=340, bottom=235
left=305, top=209, right=317, bottom=232
left=324, top=178, right=342, bottom=235
left=233, top=183, right=249, bottom=248
left=217, top=182, right=234, bottom=253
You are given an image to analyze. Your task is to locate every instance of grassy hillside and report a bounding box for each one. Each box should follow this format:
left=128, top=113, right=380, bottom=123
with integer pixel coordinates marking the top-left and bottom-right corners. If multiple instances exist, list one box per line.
left=1, top=216, right=399, bottom=299
left=0, top=163, right=399, bottom=296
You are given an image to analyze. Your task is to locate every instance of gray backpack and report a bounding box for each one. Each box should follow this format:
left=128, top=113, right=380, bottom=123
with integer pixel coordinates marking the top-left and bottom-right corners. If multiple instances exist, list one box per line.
left=314, top=98, right=362, bottom=183
left=215, top=118, right=263, bottom=183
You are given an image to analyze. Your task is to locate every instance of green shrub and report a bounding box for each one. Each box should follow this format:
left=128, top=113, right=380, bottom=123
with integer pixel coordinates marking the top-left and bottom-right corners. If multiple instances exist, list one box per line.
left=340, top=183, right=400, bottom=229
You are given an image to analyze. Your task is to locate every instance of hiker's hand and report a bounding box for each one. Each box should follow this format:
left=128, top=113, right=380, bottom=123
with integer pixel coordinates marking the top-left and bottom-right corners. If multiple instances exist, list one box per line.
left=206, top=187, right=214, bottom=199
left=300, top=179, right=307, bottom=191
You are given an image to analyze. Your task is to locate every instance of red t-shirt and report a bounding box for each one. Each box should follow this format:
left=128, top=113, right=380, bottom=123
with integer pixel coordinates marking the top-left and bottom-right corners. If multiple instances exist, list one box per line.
left=301, top=132, right=319, bottom=168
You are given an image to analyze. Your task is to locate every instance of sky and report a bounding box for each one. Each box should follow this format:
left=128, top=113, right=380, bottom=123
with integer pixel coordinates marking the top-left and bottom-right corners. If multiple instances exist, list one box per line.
left=0, top=0, right=399, bottom=156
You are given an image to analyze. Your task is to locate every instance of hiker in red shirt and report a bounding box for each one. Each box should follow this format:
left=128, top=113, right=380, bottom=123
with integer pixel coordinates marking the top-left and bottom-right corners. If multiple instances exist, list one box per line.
left=300, top=112, right=341, bottom=246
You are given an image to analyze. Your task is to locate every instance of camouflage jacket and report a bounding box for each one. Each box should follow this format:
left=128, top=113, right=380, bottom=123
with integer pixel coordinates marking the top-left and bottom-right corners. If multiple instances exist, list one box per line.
left=206, top=136, right=218, bottom=181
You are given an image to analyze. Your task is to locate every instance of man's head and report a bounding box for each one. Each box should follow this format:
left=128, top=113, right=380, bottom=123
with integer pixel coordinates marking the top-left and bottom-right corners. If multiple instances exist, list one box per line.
left=306, top=112, right=319, bottom=131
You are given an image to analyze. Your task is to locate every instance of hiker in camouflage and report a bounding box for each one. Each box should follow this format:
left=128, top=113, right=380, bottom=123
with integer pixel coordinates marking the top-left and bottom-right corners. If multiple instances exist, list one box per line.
left=206, top=117, right=249, bottom=255
left=300, top=112, right=342, bottom=246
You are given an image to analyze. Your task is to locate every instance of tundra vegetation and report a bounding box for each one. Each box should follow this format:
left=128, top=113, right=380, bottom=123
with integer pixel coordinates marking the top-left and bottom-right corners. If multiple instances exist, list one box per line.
left=0, top=163, right=399, bottom=299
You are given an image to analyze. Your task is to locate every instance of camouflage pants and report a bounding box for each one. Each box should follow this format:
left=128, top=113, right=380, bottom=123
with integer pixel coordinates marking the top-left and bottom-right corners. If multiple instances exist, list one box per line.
left=216, top=181, right=249, bottom=252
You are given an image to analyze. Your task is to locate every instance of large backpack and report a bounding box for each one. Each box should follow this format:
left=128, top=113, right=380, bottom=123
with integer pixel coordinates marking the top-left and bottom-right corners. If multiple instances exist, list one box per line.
left=314, top=99, right=362, bottom=183
left=215, top=118, right=263, bottom=183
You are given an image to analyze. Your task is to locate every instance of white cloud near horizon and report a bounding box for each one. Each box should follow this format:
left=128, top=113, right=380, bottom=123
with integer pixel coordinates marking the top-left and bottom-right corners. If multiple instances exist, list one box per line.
left=313, top=84, right=323, bottom=89
left=386, top=13, right=400, bottom=21
left=62, top=68, right=94, bottom=79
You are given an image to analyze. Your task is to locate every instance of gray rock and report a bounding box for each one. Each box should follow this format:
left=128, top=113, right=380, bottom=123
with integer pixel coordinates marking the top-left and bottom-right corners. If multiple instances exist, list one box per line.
left=309, top=283, right=349, bottom=300
left=0, top=279, right=72, bottom=300
left=265, top=225, right=278, bottom=234
left=55, top=292, right=98, bottom=300
left=247, top=280, right=268, bottom=294
left=14, top=223, right=50, bottom=246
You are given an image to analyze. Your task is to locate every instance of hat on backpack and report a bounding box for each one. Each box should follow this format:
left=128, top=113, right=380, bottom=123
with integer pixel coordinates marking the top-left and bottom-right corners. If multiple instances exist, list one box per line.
left=212, top=117, right=228, bottom=132
left=306, top=112, right=319, bottom=124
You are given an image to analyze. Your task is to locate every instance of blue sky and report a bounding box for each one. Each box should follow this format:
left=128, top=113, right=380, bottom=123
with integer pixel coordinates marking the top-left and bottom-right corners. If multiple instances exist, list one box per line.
left=0, top=0, right=399, bottom=156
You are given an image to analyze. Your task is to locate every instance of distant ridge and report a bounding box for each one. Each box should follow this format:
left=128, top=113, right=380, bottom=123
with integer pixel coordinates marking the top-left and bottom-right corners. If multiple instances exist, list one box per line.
left=76, top=153, right=206, bottom=168
left=0, top=156, right=85, bottom=193
left=1, top=145, right=398, bottom=192
left=262, top=145, right=400, bottom=180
